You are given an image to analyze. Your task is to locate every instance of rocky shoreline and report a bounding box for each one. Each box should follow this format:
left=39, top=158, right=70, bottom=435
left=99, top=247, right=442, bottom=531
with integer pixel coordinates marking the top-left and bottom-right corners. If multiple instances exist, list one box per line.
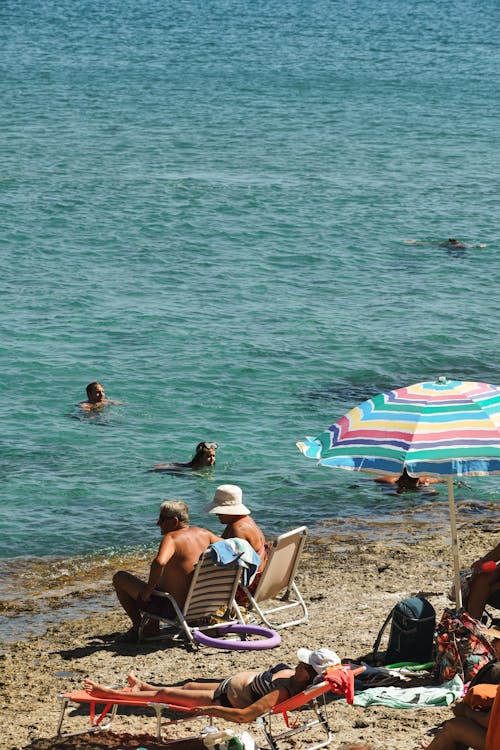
left=1, top=522, right=498, bottom=750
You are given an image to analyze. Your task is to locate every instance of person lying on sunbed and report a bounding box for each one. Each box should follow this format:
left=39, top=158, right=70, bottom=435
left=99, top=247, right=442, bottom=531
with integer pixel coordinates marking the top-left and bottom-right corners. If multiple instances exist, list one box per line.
left=82, top=647, right=340, bottom=724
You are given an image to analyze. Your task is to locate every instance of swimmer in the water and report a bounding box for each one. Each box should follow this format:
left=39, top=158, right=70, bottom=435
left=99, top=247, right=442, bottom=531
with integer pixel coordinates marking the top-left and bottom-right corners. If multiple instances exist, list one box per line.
left=438, top=238, right=466, bottom=249
left=78, top=382, right=121, bottom=411
left=404, top=238, right=487, bottom=249
left=150, top=441, right=218, bottom=473
left=375, top=467, right=443, bottom=494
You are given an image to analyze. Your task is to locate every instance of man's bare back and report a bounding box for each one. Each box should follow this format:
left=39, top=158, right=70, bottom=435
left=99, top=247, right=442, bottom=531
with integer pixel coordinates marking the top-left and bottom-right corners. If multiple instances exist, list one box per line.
left=155, top=525, right=220, bottom=604
left=112, top=500, right=220, bottom=639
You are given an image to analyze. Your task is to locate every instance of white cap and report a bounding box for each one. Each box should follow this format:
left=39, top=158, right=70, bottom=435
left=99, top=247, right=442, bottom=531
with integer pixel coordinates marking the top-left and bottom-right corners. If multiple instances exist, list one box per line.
left=297, top=647, right=341, bottom=674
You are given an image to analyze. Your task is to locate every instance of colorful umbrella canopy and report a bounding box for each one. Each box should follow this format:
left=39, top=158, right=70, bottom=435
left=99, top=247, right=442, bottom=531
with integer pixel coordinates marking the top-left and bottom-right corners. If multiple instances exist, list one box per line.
left=297, top=377, right=500, bottom=608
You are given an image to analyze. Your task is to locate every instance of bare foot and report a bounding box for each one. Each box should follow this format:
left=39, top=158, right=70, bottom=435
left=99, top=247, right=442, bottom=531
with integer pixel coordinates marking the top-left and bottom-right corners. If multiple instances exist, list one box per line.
left=127, top=670, right=142, bottom=692
left=83, top=678, right=104, bottom=695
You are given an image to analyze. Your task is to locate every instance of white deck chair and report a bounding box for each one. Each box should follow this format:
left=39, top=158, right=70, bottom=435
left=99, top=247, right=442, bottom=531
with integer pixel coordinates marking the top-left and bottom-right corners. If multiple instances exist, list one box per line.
left=241, top=526, right=308, bottom=630
left=138, top=548, right=244, bottom=647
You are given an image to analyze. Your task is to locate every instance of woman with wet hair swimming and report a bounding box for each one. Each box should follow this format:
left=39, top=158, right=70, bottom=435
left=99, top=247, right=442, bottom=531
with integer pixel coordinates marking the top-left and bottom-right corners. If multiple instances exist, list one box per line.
left=150, top=441, right=217, bottom=472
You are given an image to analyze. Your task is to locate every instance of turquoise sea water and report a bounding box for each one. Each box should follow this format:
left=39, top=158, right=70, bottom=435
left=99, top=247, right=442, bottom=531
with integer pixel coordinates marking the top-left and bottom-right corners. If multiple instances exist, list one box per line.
left=1, top=0, right=499, bottom=640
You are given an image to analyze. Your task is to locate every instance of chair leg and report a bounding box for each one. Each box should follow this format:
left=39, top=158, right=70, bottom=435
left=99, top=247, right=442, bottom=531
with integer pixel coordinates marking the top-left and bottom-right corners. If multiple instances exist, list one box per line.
left=257, top=697, right=333, bottom=750
left=257, top=715, right=279, bottom=750
left=56, top=698, right=69, bottom=736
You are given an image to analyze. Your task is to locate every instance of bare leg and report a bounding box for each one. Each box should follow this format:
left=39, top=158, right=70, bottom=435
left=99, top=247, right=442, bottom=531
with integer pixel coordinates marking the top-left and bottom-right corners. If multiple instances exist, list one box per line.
left=423, top=718, right=486, bottom=750
left=84, top=678, right=164, bottom=700
left=112, top=571, right=147, bottom=629
left=466, top=570, right=499, bottom=620
left=83, top=678, right=217, bottom=707
left=127, top=670, right=150, bottom=692
left=182, top=681, right=221, bottom=691
left=124, top=671, right=222, bottom=694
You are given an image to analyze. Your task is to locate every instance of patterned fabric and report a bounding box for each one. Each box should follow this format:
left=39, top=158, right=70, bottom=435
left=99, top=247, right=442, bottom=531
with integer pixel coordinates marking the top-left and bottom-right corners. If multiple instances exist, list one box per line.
left=433, top=608, right=495, bottom=683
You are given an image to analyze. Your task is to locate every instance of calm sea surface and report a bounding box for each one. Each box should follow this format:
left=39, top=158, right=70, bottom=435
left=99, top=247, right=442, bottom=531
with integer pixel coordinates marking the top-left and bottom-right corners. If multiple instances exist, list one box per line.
left=1, top=0, right=499, bottom=642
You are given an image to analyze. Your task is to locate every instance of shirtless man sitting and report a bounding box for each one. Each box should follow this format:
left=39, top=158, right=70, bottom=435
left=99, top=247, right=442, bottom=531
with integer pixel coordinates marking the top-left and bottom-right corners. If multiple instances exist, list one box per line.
left=205, top=485, right=268, bottom=603
left=150, top=441, right=217, bottom=473
left=78, top=382, right=120, bottom=411
left=112, top=500, right=221, bottom=641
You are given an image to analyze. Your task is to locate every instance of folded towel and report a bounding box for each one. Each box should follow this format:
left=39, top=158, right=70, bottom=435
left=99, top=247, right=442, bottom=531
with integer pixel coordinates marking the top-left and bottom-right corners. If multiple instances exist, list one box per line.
left=209, top=539, right=261, bottom=586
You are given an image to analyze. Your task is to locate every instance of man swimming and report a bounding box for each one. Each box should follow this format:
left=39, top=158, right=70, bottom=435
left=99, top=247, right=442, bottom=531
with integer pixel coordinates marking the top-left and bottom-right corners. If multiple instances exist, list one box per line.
left=78, top=382, right=121, bottom=411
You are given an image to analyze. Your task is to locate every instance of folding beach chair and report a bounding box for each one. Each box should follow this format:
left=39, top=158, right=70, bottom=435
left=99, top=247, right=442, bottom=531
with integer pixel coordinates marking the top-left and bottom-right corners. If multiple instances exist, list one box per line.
left=57, top=665, right=364, bottom=743
left=57, top=688, right=172, bottom=739
left=240, top=526, right=308, bottom=630
left=137, top=548, right=245, bottom=647
left=257, top=664, right=364, bottom=750
left=56, top=685, right=214, bottom=740
left=256, top=678, right=333, bottom=750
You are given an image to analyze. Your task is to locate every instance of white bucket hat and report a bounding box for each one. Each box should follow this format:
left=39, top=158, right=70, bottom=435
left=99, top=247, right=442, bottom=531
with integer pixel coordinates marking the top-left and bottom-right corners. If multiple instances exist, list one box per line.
left=297, top=647, right=341, bottom=674
left=205, top=484, right=251, bottom=515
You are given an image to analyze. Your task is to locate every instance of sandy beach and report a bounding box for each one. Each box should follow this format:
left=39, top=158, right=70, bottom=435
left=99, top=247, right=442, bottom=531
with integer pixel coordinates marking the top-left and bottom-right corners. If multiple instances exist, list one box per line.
left=2, top=521, right=498, bottom=750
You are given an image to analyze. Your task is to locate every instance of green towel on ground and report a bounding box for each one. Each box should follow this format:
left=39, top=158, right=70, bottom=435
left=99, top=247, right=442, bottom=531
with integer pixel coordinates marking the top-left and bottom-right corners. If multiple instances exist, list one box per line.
left=352, top=675, right=464, bottom=708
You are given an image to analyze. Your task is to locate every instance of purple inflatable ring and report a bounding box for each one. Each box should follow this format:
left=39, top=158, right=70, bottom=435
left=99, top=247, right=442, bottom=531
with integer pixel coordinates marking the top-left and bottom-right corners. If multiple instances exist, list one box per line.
left=192, top=622, right=281, bottom=650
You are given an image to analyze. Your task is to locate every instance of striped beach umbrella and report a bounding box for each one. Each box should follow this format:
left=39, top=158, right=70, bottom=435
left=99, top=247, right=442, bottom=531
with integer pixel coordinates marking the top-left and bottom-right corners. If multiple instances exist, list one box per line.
left=297, top=377, right=500, bottom=608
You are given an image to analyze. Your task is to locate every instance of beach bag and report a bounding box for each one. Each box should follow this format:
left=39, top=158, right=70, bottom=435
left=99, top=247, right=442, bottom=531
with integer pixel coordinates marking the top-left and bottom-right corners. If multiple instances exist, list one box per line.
left=433, top=608, right=495, bottom=683
left=372, top=597, right=436, bottom=665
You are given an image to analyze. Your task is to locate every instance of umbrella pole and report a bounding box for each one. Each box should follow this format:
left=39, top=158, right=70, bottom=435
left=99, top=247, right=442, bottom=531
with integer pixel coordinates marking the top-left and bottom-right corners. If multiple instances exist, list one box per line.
left=447, top=476, right=463, bottom=610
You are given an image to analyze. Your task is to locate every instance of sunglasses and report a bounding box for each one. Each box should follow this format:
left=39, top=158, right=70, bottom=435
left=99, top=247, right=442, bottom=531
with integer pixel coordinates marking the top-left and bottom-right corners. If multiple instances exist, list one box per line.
left=197, top=442, right=218, bottom=452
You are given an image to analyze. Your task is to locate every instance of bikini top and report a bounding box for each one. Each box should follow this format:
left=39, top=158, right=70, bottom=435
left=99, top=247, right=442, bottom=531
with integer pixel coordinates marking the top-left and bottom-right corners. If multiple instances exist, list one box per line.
left=249, top=663, right=292, bottom=701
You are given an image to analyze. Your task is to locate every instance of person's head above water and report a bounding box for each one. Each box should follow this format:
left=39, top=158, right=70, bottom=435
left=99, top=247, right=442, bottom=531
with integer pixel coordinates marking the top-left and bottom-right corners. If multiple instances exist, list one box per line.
left=149, top=441, right=217, bottom=473
left=439, top=238, right=466, bottom=249
left=78, top=381, right=120, bottom=411
left=190, top=441, right=218, bottom=469
left=86, top=381, right=105, bottom=404
left=396, top=467, right=419, bottom=490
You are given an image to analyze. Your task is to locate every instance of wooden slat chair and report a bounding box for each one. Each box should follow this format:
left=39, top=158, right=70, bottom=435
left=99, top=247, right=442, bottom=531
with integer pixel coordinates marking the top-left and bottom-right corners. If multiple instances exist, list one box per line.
left=137, top=547, right=245, bottom=647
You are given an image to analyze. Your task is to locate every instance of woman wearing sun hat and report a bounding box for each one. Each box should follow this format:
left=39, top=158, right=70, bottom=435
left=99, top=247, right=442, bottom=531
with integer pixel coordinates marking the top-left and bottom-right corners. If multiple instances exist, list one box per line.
left=205, top=485, right=269, bottom=602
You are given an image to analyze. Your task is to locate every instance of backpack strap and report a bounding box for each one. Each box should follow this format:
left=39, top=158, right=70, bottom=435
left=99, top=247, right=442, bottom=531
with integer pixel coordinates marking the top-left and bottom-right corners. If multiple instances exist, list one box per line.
left=372, top=606, right=395, bottom=659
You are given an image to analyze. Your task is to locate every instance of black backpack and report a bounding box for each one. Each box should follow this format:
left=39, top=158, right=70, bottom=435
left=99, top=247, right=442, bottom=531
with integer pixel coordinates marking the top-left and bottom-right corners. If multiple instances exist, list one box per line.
left=372, top=596, right=436, bottom=666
